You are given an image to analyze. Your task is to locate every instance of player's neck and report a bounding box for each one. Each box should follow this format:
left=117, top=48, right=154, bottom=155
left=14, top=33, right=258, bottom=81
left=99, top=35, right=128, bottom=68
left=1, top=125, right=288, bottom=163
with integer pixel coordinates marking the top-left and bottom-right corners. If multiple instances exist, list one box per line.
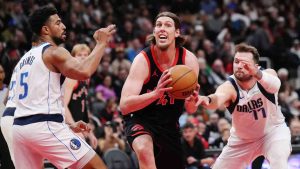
left=154, top=45, right=176, bottom=69
left=37, top=36, right=57, bottom=47
left=237, top=78, right=257, bottom=91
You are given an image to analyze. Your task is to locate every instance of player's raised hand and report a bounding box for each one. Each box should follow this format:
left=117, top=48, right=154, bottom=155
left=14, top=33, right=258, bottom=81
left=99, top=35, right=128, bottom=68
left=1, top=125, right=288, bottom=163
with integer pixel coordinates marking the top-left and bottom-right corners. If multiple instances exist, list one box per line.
left=237, top=56, right=260, bottom=76
left=69, top=120, right=91, bottom=133
left=93, top=24, right=116, bottom=44
left=154, top=69, right=173, bottom=98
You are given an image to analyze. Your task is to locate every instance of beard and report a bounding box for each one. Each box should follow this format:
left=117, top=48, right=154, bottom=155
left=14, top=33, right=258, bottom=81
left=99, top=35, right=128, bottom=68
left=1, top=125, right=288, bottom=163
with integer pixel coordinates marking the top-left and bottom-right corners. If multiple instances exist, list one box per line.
left=234, top=72, right=253, bottom=82
left=52, top=36, right=65, bottom=45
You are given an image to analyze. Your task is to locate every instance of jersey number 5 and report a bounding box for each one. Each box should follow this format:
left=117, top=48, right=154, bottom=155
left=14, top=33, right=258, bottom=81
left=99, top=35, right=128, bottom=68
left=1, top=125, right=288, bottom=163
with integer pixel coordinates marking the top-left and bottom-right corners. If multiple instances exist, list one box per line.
left=19, top=72, right=29, bottom=99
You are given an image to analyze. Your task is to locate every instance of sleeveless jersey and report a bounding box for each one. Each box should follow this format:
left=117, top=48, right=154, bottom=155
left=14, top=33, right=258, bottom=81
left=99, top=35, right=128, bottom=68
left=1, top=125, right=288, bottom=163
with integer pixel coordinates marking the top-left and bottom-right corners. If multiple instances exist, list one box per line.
left=6, top=66, right=18, bottom=108
left=14, top=43, right=64, bottom=118
left=67, top=80, right=89, bottom=123
left=226, top=75, right=285, bottom=140
left=124, top=45, right=187, bottom=127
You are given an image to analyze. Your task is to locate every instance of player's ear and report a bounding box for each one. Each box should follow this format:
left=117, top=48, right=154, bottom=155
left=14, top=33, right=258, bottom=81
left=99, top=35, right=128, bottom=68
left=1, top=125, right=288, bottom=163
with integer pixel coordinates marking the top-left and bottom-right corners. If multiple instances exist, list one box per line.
left=41, top=26, right=49, bottom=35
left=175, top=28, right=180, bottom=38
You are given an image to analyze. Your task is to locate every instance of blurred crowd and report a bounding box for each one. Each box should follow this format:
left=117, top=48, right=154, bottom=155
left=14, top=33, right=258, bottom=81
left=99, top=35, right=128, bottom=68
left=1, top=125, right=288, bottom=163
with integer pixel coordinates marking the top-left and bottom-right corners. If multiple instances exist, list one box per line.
left=1, top=0, right=300, bottom=168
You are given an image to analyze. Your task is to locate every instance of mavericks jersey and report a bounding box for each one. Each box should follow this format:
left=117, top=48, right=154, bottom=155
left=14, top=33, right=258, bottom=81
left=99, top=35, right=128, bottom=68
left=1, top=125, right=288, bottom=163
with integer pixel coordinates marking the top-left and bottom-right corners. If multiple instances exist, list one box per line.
left=14, top=43, right=64, bottom=118
left=124, top=45, right=187, bottom=128
left=227, top=75, right=285, bottom=140
left=6, top=66, right=18, bottom=108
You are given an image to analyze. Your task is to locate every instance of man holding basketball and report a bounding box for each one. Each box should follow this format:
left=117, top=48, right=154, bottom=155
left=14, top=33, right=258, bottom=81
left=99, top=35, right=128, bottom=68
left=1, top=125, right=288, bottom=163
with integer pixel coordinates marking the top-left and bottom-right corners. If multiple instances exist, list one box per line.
left=120, top=12, right=199, bottom=169
left=196, top=43, right=291, bottom=169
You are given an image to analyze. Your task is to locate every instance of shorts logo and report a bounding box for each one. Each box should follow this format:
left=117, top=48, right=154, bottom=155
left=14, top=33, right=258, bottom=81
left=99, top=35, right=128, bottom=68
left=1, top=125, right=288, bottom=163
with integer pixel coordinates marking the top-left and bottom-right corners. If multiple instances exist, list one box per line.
left=131, top=124, right=144, bottom=131
left=70, top=138, right=81, bottom=150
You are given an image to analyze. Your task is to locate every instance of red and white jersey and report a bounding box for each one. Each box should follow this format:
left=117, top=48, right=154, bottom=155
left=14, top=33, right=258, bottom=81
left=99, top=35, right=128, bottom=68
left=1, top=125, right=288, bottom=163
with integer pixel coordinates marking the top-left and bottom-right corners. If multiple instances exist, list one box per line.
left=14, top=43, right=64, bottom=118
left=226, top=75, right=285, bottom=141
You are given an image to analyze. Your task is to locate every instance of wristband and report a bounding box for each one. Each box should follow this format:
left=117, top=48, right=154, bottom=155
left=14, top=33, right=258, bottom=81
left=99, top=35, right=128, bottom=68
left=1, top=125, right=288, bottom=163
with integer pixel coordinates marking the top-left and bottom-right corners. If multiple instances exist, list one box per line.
left=207, top=96, right=212, bottom=104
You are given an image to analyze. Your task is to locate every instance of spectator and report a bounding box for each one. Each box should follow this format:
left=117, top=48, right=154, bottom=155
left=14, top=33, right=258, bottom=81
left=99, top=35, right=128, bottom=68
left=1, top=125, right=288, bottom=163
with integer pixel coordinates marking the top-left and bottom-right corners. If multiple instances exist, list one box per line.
left=182, top=122, right=215, bottom=169
left=98, top=121, right=126, bottom=154
left=290, top=118, right=300, bottom=144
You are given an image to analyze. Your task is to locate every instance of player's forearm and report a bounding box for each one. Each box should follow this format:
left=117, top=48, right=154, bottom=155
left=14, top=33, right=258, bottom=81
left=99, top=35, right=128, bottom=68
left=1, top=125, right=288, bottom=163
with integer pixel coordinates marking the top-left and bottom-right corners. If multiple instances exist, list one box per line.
left=79, top=43, right=107, bottom=78
left=120, top=91, right=160, bottom=115
left=202, top=94, right=222, bottom=110
left=185, top=100, right=198, bottom=113
left=254, top=70, right=281, bottom=93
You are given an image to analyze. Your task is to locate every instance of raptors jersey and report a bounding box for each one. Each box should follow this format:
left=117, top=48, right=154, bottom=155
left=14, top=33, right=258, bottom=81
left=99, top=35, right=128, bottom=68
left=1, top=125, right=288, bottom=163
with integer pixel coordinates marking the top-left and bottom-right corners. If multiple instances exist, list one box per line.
left=14, top=43, right=64, bottom=118
left=68, top=80, right=89, bottom=123
left=124, top=45, right=186, bottom=127
left=227, top=75, right=285, bottom=141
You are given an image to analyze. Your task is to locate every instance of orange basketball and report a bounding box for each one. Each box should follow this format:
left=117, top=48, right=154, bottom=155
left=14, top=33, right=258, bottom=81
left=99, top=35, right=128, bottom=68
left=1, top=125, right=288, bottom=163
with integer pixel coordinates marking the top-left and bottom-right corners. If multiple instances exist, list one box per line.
left=167, top=65, right=198, bottom=99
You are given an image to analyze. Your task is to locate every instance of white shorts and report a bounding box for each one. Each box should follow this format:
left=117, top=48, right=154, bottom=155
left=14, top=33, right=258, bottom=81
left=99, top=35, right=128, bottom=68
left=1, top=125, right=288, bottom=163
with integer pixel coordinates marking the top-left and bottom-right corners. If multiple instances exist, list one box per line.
left=212, top=123, right=292, bottom=169
left=13, top=120, right=93, bottom=169
left=0, top=107, right=16, bottom=164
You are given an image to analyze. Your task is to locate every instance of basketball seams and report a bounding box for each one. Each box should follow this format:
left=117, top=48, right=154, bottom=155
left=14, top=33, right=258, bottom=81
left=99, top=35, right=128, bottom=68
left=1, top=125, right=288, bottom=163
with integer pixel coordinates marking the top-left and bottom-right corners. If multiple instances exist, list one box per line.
left=169, top=69, right=192, bottom=86
left=170, top=77, right=197, bottom=93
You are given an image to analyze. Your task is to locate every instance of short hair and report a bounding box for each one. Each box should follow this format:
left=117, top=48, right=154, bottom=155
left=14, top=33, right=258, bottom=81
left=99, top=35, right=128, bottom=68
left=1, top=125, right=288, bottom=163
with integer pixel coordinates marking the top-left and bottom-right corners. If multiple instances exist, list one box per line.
left=182, top=122, right=195, bottom=130
left=29, top=5, right=58, bottom=35
left=71, top=44, right=91, bottom=57
left=234, top=43, right=260, bottom=63
left=146, top=11, right=186, bottom=47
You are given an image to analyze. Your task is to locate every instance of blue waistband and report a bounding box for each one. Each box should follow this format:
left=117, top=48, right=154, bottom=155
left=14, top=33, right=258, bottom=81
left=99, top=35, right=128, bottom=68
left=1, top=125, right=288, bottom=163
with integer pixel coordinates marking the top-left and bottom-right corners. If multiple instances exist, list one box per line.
left=14, top=114, right=64, bottom=126
left=2, top=107, right=16, bottom=117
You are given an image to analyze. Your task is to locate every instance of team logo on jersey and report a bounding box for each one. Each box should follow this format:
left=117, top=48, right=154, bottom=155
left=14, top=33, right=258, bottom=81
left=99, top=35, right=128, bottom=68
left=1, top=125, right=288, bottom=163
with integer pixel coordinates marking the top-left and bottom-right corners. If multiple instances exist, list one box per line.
left=70, top=138, right=81, bottom=150
left=152, top=69, right=159, bottom=77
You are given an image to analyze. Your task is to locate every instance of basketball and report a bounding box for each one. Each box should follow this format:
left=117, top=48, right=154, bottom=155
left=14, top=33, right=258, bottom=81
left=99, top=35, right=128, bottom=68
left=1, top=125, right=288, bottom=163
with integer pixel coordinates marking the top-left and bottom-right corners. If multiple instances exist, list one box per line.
left=167, top=65, right=198, bottom=99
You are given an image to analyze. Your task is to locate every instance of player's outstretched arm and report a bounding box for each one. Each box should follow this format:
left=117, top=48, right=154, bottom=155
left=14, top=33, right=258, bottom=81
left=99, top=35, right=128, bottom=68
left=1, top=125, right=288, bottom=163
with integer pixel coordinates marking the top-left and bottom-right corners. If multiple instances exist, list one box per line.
left=196, top=81, right=235, bottom=110
left=44, top=25, right=116, bottom=80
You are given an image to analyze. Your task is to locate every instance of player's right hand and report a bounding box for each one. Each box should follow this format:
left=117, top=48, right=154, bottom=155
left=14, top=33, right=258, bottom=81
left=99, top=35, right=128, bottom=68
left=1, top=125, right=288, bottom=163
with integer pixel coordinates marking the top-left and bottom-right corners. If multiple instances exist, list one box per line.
left=93, top=24, right=116, bottom=44
left=195, top=95, right=211, bottom=107
left=154, top=69, right=172, bottom=98
left=69, top=120, right=91, bottom=133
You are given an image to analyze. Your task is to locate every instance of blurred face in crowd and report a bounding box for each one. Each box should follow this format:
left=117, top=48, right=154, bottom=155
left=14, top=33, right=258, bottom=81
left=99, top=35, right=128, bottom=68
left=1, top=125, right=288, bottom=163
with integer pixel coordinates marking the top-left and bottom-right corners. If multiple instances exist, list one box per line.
left=75, top=50, right=89, bottom=59
left=153, top=16, right=179, bottom=50
left=45, top=14, right=67, bottom=45
left=182, top=127, right=197, bottom=142
left=0, top=65, right=5, bottom=83
left=233, top=52, right=254, bottom=82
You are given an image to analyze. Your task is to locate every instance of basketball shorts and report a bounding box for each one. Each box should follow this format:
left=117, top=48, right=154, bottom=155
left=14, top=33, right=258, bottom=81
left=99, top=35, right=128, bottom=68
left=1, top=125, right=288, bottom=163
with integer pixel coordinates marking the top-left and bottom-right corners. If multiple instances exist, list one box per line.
left=13, top=116, right=94, bottom=169
left=124, top=119, right=185, bottom=169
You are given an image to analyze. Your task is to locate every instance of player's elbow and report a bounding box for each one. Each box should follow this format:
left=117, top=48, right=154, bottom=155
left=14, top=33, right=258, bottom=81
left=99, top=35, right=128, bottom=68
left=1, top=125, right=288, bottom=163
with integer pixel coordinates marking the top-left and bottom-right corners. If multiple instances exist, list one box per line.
left=119, top=100, right=130, bottom=115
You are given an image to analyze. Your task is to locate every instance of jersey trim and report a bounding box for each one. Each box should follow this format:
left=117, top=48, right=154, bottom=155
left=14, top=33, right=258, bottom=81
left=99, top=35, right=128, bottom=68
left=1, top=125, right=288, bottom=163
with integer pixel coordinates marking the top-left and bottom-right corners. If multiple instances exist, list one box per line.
left=141, top=50, right=151, bottom=84
left=257, top=82, right=276, bottom=104
left=151, top=45, right=179, bottom=72
left=227, top=77, right=239, bottom=114
left=182, top=48, right=186, bottom=64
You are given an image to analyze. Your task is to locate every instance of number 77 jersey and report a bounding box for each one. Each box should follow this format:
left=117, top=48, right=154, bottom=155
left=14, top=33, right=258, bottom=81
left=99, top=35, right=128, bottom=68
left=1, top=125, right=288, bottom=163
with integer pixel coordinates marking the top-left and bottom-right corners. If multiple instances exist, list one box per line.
left=14, top=43, right=64, bottom=118
left=226, top=76, right=285, bottom=140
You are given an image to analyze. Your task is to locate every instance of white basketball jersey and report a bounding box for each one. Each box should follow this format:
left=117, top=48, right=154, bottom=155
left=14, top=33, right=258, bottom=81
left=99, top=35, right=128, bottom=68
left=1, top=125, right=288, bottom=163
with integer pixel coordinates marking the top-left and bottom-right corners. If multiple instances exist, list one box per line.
left=14, top=43, right=64, bottom=118
left=6, top=66, right=17, bottom=108
left=227, top=75, right=285, bottom=141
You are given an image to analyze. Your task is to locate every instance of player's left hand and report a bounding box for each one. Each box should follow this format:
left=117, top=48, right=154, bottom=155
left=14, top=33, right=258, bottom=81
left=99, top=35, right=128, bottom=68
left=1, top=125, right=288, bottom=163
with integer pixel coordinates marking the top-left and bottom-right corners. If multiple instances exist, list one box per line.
left=70, top=120, right=91, bottom=133
left=239, top=58, right=260, bottom=76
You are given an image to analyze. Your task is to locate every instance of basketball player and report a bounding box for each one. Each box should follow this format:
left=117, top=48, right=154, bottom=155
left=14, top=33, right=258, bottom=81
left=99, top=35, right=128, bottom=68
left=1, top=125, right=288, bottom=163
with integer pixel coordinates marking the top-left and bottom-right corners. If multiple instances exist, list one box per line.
left=120, top=12, right=200, bottom=169
left=64, top=44, right=98, bottom=149
left=12, top=6, right=115, bottom=169
left=196, top=43, right=291, bottom=169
